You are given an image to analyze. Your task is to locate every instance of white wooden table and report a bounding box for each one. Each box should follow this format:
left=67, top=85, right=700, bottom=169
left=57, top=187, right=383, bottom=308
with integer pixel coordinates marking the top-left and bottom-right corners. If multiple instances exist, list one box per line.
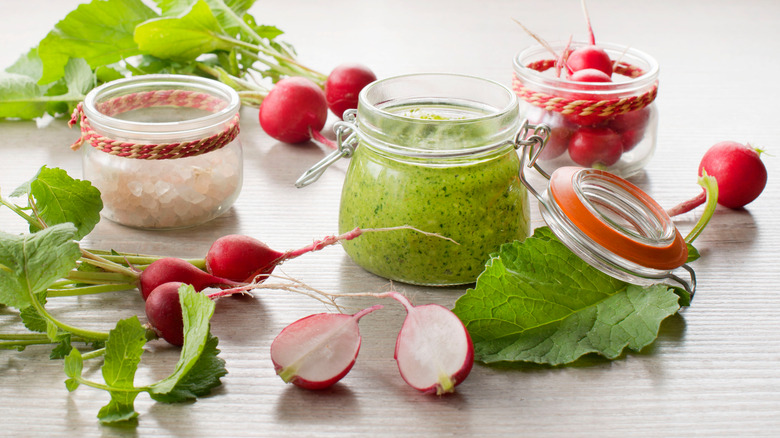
left=1, top=1, right=779, bottom=436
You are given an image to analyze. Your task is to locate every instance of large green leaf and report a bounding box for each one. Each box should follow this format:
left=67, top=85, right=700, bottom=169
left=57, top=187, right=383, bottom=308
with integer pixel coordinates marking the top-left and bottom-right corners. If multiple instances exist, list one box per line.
left=134, top=0, right=233, bottom=61
left=453, top=227, right=686, bottom=366
left=37, top=0, right=157, bottom=84
left=155, top=0, right=256, bottom=31
left=0, top=73, right=47, bottom=119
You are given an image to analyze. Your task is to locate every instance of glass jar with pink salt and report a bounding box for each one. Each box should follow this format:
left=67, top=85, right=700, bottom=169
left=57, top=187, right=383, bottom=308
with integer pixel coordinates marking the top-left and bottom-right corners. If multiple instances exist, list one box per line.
left=71, top=74, right=243, bottom=229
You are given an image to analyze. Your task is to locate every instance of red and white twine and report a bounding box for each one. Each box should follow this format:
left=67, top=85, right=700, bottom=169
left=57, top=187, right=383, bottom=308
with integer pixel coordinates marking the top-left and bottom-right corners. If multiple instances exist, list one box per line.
left=69, top=89, right=239, bottom=160
left=512, top=60, right=658, bottom=118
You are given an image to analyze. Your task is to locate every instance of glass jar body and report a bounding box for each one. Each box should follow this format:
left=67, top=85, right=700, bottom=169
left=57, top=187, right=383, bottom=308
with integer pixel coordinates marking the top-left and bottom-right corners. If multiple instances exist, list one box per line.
left=337, top=73, right=530, bottom=286
left=82, top=139, right=242, bottom=229
left=513, top=42, right=660, bottom=177
left=79, top=75, right=243, bottom=229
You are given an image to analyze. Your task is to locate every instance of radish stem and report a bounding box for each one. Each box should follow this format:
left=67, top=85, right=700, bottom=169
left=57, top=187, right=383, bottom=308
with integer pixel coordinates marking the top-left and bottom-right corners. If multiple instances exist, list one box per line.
left=683, top=173, right=718, bottom=244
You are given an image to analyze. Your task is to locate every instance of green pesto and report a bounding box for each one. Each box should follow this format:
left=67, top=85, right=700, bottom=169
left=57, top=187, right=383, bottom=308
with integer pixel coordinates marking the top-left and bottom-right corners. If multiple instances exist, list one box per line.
left=338, top=144, right=530, bottom=286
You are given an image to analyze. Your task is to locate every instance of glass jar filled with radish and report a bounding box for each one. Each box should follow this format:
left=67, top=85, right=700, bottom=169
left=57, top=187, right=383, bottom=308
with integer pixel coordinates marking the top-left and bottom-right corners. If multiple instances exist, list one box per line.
left=512, top=41, right=659, bottom=177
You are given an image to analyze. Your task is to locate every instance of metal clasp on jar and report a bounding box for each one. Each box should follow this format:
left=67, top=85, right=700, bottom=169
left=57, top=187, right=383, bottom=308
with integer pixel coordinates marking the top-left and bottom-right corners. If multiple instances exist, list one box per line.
left=295, top=109, right=359, bottom=188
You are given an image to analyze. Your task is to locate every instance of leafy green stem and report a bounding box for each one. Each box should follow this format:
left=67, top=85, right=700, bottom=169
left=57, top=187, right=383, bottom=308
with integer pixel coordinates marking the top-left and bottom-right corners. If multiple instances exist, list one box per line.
left=27, top=287, right=109, bottom=341
left=66, top=269, right=137, bottom=285
left=0, top=196, right=38, bottom=225
left=84, top=250, right=206, bottom=270
left=80, top=347, right=106, bottom=361
left=684, top=172, right=718, bottom=244
left=221, top=36, right=326, bottom=85
left=47, top=283, right=136, bottom=297
left=80, top=249, right=139, bottom=278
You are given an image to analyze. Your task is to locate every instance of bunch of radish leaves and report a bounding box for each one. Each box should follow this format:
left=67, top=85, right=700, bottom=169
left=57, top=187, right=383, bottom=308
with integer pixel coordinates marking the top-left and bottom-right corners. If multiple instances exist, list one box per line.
left=0, top=0, right=323, bottom=120
left=0, top=166, right=226, bottom=424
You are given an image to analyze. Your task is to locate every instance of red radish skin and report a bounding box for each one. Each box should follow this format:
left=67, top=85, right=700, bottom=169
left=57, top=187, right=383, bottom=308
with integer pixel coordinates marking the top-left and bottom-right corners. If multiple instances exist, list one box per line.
left=325, top=63, right=377, bottom=119
left=569, top=68, right=612, bottom=83
left=526, top=108, right=573, bottom=160
left=205, top=235, right=285, bottom=283
left=139, top=257, right=242, bottom=301
left=381, top=291, right=474, bottom=395
left=270, top=305, right=383, bottom=390
left=145, top=282, right=187, bottom=346
left=667, top=141, right=768, bottom=216
left=700, top=142, right=767, bottom=208
left=609, top=107, right=651, bottom=152
left=568, top=127, right=623, bottom=167
left=567, top=46, right=613, bottom=78
left=259, top=76, right=328, bottom=144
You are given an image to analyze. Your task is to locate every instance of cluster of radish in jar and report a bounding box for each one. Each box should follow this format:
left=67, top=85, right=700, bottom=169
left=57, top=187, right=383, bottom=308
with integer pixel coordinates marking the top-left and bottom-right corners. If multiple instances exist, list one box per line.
left=512, top=2, right=658, bottom=172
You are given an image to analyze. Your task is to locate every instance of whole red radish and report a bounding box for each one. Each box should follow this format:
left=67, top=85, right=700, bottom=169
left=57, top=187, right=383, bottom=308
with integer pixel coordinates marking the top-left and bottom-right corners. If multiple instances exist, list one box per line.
left=567, top=46, right=613, bottom=78
left=667, top=141, right=768, bottom=216
left=145, top=282, right=187, bottom=346
left=325, top=63, right=377, bottom=119
left=270, top=305, right=383, bottom=390
left=139, top=257, right=242, bottom=301
left=382, top=291, right=473, bottom=395
left=259, top=76, right=328, bottom=144
left=205, top=234, right=284, bottom=283
left=699, top=141, right=767, bottom=208
left=568, top=127, right=623, bottom=167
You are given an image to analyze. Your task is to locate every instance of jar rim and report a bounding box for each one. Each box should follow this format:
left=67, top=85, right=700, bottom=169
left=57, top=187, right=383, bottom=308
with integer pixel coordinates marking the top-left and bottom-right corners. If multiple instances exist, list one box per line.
left=356, top=73, right=520, bottom=159
left=359, top=73, right=518, bottom=122
left=513, top=41, right=659, bottom=96
left=82, top=74, right=240, bottom=140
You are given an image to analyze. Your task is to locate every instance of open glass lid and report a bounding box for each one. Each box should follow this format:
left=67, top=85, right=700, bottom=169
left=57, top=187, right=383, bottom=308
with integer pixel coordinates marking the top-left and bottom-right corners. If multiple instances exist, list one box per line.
left=515, top=121, right=696, bottom=295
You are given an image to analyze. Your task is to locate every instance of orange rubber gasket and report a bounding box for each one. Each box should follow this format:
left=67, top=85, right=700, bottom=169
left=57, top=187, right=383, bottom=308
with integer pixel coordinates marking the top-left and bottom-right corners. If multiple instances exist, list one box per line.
left=549, top=167, right=688, bottom=270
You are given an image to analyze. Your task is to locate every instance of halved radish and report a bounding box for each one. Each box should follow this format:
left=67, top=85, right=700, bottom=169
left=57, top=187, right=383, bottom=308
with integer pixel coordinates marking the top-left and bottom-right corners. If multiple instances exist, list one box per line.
left=270, top=305, right=383, bottom=389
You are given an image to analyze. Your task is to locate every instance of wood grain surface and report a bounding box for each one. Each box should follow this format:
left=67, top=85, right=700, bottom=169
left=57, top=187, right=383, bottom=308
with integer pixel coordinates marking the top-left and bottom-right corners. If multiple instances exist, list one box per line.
left=1, top=1, right=778, bottom=436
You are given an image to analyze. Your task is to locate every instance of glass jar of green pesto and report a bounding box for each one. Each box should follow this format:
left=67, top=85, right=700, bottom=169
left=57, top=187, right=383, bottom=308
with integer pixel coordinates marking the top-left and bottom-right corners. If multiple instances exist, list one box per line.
left=298, top=73, right=534, bottom=286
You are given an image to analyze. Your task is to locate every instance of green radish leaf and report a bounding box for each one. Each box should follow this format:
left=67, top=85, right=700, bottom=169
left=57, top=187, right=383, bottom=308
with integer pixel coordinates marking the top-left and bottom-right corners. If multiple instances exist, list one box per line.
left=95, top=65, right=125, bottom=83
left=96, top=316, right=148, bottom=424
left=149, top=285, right=226, bottom=401
left=50, top=335, right=74, bottom=360
left=0, top=223, right=81, bottom=310
left=453, top=227, right=685, bottom=366
left=5, top=48, right=44, bottom=81
left=63, top=58, right=96, bottom=97
left=134, top=0, right=234, bottom=61
left=686, top=243, right=700, bottom=263
left=0, top=73, right=48, bottom=119
left=149, top=333, right=225, bottom=403
left=37, top=0, right=157, bottom=84
left=156, top=0, right=256, bottom=33
left=20, top=295, right=49, bottom=333
left=13, top=166, right=103, bottom=239
left=64, top=347, right=84, bottom=391
left=46, top=318, right=61, bottom=342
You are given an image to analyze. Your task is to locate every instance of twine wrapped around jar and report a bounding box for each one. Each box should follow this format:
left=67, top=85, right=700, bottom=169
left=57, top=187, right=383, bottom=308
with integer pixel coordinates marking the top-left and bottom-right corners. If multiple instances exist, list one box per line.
left=69, top=89, right=240, bottom=160
left=511, top=60, right=658, bottom=119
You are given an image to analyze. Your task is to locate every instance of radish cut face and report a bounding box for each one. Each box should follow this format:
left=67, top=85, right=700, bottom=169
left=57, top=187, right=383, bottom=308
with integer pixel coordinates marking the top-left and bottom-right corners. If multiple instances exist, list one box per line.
left=270, top=305, right=382, bottom=390
left=385, top=292, right=474, bottom=395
